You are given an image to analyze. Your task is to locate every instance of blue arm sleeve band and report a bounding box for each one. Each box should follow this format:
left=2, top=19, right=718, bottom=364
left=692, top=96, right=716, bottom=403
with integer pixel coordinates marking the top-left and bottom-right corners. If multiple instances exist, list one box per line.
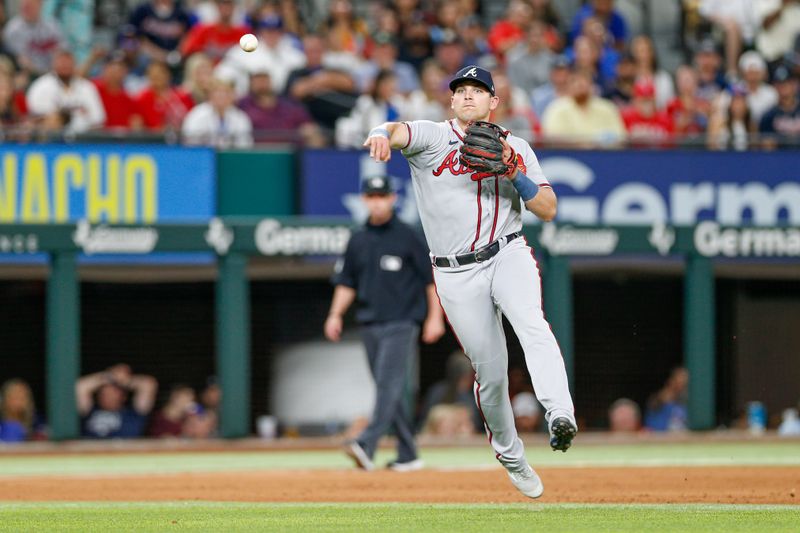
left=511, top=171, right=538, bottom=202
left=368, top=127, right=390, bottom=138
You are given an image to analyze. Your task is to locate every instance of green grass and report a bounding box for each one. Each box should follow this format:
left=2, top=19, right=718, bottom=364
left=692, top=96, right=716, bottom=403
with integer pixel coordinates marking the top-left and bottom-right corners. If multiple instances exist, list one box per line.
left=0, top=502, right=797, bottom=532
left=1, top=441, right=799, bottom=477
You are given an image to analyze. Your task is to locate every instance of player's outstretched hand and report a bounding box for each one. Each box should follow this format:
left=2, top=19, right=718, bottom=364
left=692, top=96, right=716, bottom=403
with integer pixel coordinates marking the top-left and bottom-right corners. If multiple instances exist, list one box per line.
left=324, top=314, right=343, bottom=342
left=363, top=135, right=391, bottom=162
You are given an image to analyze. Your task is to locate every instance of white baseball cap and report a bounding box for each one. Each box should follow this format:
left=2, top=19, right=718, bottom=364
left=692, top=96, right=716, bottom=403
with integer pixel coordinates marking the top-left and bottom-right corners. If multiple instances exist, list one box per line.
left=739, top=51, right=766, bottom=73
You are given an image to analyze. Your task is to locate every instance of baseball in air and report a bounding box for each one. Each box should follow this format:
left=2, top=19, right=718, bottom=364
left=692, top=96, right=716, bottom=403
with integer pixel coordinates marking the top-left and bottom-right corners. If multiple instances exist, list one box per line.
left=239, top=33, right=258, bottom=52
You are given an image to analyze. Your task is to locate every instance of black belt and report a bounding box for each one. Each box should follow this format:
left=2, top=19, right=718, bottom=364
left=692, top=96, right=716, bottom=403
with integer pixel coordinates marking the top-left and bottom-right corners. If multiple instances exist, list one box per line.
left=433, top=232, right=521, bottom=268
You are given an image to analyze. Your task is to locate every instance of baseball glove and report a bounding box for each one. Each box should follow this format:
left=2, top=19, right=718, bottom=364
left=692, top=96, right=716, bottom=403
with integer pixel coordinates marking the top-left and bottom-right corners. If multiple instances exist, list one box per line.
left=459, top=121, right=516, bottom=178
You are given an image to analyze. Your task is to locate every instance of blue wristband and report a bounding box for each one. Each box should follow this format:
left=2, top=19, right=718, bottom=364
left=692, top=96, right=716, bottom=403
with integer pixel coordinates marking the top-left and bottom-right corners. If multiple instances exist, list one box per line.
left=368, top=127, right=390, bottom=139
left=511, top=171, right=538, bottom=201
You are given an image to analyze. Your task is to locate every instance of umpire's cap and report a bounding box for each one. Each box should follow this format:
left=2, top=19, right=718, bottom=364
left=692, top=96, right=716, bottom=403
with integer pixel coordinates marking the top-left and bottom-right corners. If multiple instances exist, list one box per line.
left=361, top=175, right=393, bottom=195
left=449, top=65, right=495, bottom=96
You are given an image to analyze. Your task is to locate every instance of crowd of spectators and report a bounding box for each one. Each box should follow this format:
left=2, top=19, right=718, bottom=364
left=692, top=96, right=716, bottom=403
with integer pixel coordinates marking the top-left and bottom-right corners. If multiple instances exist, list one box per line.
left=1, top=0, right=799, bottom=149
left=73, top=364, right=221, bottom=439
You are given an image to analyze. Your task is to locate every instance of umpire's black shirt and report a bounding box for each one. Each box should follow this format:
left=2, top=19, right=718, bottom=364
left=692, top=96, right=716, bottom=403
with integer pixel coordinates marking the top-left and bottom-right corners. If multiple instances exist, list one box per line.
left=332, top=214, right=432, bottom=324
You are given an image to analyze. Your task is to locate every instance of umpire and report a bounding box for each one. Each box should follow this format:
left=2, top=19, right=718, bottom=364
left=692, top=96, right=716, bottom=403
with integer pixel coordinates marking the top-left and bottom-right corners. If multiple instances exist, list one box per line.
left=324, top=175, right=445, bottom=472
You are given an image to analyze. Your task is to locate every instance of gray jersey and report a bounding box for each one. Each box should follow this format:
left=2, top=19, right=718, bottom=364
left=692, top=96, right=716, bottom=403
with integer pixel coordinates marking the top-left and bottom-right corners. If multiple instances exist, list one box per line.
left=401, top=119, right=550, bottom=256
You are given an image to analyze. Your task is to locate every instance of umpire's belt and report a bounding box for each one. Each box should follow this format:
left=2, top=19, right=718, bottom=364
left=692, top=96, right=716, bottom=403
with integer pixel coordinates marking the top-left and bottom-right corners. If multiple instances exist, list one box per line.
left=433, top=232, right=522, bottom=268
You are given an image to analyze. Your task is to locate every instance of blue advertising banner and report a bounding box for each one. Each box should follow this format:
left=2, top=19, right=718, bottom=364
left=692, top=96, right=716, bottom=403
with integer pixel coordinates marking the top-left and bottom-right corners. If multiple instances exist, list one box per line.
left=301, top=149, right=800, bottom=226
left=0, top=145, right=216, bottom=224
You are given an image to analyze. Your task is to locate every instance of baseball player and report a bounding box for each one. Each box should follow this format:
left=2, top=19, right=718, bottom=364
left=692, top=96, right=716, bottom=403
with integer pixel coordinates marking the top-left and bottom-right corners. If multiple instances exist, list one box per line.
left=362, top=65, right=577, bottom=499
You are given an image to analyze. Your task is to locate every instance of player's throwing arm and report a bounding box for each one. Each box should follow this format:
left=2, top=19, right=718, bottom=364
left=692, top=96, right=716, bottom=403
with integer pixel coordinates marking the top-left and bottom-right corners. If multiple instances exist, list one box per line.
left=363, top=123, right=408, bottom=162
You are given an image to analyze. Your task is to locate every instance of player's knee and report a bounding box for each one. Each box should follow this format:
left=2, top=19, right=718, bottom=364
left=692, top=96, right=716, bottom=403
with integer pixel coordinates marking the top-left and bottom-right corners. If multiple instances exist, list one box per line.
left=474, top=367, right=508, bottom=394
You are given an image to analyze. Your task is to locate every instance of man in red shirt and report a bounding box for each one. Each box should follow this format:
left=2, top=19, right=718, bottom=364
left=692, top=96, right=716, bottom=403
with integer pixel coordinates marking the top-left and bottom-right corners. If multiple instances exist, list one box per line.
left=622, top=79, right=673, bottom=145
left=92, top=52, right=143, bottom=130
left=180, top=0, right=249, bottom=64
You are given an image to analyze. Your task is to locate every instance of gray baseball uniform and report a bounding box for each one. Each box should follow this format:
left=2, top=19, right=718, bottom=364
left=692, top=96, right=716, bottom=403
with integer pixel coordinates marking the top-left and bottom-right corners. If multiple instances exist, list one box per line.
left=401, top=118, right=575, bottom=470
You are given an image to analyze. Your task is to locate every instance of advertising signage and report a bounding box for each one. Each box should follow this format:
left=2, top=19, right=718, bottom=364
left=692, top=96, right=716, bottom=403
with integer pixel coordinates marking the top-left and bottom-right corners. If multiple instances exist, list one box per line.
left=0, top=145, right=216, bottom=224
left=301, top=149, right=800, bottom=227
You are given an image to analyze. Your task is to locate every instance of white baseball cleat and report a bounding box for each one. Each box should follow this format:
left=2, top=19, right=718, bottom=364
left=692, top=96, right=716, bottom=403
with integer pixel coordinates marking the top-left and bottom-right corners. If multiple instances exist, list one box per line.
left=387, top=458, right=424, bottom=472
left=507, top=463, right=544, bottom=499
left=344, top=441, right=375, bottom=471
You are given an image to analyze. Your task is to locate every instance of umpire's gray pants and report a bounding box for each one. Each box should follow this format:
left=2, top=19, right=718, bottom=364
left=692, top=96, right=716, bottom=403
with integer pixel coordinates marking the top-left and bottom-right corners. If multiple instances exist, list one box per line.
left=357, top=320, right=419, bottom=463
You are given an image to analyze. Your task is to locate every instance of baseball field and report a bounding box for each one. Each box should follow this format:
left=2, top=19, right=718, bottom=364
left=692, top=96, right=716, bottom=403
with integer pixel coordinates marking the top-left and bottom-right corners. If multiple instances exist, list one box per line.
left=0, top=434, right=798, bottom=531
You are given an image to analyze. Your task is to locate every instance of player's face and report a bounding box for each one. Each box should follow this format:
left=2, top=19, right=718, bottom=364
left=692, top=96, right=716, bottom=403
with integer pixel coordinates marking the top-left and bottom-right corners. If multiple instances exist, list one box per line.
left=451, top=82, right=498, bottom=123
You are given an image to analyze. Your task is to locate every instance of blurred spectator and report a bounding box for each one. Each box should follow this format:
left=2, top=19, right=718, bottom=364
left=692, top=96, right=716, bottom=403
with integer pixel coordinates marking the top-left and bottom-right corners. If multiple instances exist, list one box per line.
left=0, top=71, right=31, bottom=139
left=511, top=391, right=541, bottom=433
left=754, top=0, right=800, bottom=64
left=570, top=17, right=620, bottom=92
left=215, top=15, right=305, bottom=97
left=397, top=10, right=433, bottom=71
left=134, top=60, right=194, bottom=131
left=238, top=70, right=324, bottom=145
left=571, top=35, right=605, bottom=93
left=0, top=379, right=40, bottom=442
left=541, top=68, right=626, bottom=147
left=708, top=83, right=754, bottom=150
left=458, top=14, right=491, bottom=66
left=429, top=0, right=464, bottom=45
left=182, top=52, right=215, bottom=104
left=324, top=0, right=368, bottom=57
left=491, top=72, right=537, bottom=143
left=128, top=0, right=192, bottom=67
left=569, top=0, right=628, bottom=51
left=399, top=58, right=450, bottom=121
left=644, top=366, right=689, bottom=432
left=507, top=366, right=534, bottom=402
left=180, top=0, right=250, bottom=64
left=528, top=0, right=563, bottom=51
left=355, top=31, right=419, bottom=95
left=370, top=1, right=400, bottom=37
left=2, top=0, right=64, bottom=77
left=666, top=65, right=710, bottom=138
left=149, top=384, right=197, bottom=437
left=182, top=77, right=253, bottom=147
left=42, top=0, right=93, bottom=63
left=738, top=51, right=778, bottom=123
left=531, top=54, right=570, bottom=119
left=487, top=0, right=534, bottom=60
left=417, top=350, right=481, bottom=433
left=421, top=403, right=476, bottom=437
left=506, top=20, right=555, bottom=96
left=335, top=69, right=401, bottom=147
left=189, top=0, right=248, bottom=26
left=276, top=0, right=305, bottom=40
left=434, top=31, right=469, bottom=78
left=604, top=52, right=636, bottom=108
left=115, top=24, right=149, bottom=93
left=758, top=63, right=800, bottom=148
left=621, top=79, right=674, bottom=145
left=285, top=34, right=357, bottom=133
left=693, top=39, right=728, bottom=105
left=698, top=0, right=759, bottom=79
left=630, top=35, right=675, bottom=110
left=26, top=48, right=106, bottom=134
left=77, top=364, right=158, bottom=439
left=200, top=376, right=221, bottom=419
left=91, top=51, right=143, bottom=130
left=778, top=407, right=800, bottom=436
left=608, top=397, right=641, bottom=432
left=181, top=404, right=217, bottom=438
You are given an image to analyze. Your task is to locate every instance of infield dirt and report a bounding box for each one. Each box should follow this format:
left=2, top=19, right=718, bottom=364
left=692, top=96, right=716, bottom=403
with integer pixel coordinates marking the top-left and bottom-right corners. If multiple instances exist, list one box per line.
left=1, top=467, right=798, bottom=504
